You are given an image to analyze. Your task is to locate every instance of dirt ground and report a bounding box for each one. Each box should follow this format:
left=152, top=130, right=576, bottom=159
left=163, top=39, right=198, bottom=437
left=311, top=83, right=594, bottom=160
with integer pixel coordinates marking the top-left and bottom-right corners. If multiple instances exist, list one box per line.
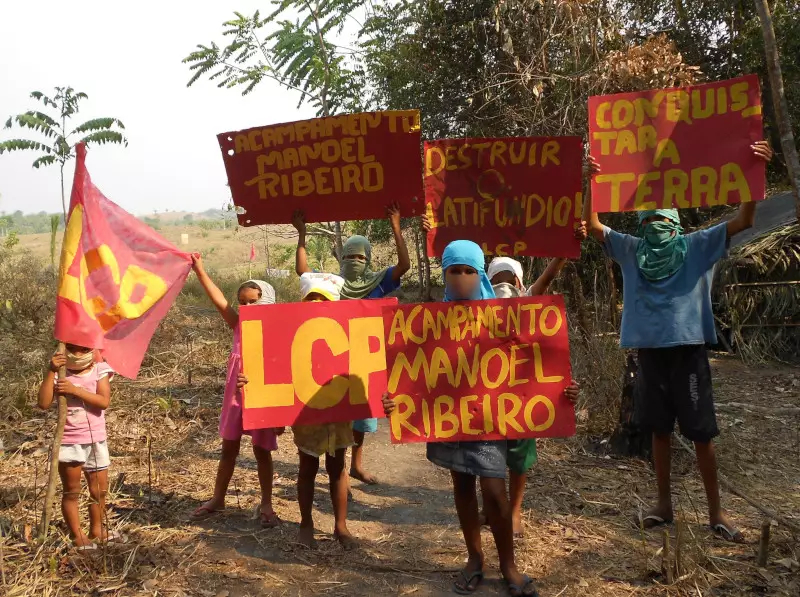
left=1, top=347, right=798, bottom=596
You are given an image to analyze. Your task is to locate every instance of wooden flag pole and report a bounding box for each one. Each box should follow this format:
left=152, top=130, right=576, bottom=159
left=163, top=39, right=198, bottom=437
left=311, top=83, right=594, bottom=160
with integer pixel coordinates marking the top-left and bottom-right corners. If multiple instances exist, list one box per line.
left=39, top=341, right=67, bottom=538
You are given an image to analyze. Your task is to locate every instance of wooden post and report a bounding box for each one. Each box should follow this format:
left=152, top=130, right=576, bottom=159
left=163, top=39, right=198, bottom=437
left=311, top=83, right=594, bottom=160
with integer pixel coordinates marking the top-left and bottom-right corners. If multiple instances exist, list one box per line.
left=757, top=519, right=771, bottom=567
left=754, top=0, right=800, bottom=220
left=662, top=529, right=673, bottom=584
left=39, top=341, right=67, bottom=538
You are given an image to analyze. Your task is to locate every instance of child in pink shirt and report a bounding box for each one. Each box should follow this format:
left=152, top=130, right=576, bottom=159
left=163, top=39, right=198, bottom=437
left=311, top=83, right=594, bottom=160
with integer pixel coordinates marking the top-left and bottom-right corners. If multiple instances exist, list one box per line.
left=38, top=343, right=114, bottom=549
left=189, top=255, right=283, bottom=527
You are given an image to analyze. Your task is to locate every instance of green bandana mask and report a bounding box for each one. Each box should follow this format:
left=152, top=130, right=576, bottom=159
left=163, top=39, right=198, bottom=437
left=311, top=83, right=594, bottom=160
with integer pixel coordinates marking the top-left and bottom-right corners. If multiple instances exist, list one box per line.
left=636, top=220, right=688, bottom=281
left=338, top=235, right=388, bottom=299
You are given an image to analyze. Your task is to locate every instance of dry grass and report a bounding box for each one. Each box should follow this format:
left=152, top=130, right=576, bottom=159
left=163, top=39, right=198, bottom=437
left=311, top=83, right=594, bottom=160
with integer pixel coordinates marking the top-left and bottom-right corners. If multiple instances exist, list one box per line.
left=1, top=245, right=799, bottom=596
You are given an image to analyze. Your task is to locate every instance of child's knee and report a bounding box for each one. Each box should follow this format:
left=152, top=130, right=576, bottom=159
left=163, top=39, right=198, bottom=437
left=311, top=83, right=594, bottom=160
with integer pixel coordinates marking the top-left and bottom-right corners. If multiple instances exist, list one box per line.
left=253, top=446, right=273, bottom=462
left=221, top=440, right=241, bottom=459
left=62, top=490, right=81, bottom=502
left=325, top=454, right=345, bottom=477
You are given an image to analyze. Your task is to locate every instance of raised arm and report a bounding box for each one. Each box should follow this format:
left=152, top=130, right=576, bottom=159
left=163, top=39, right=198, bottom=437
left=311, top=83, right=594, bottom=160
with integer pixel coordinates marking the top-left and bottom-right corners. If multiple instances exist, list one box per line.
left=191, top=254, right=238, bottom=329
left=528, top=258, right=567, bottom=296
left=388, top=202, right=411, bottom=283
left=582, top=155, right=605, bottom=242
left=292, top=210, right=312, bottom=275
left=726, top=141, right=773, bottom=239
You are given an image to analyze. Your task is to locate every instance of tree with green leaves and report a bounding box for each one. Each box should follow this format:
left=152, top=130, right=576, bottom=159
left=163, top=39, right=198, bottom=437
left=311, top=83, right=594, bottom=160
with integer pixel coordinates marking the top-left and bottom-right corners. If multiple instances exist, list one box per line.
left=0, top=87, right=127, bottom=221
left=183, top=1, right=368, bottom=256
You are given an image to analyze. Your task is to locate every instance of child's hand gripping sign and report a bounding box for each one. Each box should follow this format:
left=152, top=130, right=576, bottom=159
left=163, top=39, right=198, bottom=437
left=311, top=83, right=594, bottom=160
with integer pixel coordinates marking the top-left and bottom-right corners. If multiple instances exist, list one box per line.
left=239, top=298, right=397, bottom=429
left=382, top=295, right=576, bottom=443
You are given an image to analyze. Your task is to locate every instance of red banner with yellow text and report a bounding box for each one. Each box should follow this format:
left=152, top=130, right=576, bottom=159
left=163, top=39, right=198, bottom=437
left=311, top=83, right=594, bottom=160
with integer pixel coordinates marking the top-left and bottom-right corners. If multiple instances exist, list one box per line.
left=383, top=296, right=575, bottom=444
left=54, top=144, right=193, bottom=378
left=241, top=298, right=397, bottom=430
left=589, top=75, right=765, bottom=213
left=424, top=137, right=583, bottom=258
left=218, top=111, right=423, bottom=226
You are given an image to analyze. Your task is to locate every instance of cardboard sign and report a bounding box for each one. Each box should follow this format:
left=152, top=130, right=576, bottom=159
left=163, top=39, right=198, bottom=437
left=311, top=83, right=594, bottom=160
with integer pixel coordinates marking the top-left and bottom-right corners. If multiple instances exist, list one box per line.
left=218, top=111, right=423, bottom=226
left=589, top=75, right=765, bottom=212
left=424, top=137, right=583, bottom=258
left=240, top=298, right=397, bottom=429
left=383, top=296, right=575, bottom=443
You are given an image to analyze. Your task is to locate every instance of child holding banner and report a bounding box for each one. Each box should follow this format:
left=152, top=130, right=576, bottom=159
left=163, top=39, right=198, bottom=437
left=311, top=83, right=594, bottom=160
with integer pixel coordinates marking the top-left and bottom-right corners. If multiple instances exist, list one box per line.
left=189, top=255, right=283, bottom=528
left=288, top=272, right=358, bottom=549
left=422, top=217, right=587, bottom=540
left=383, top=240, right=539, bottom=596
left=38, top=345, right=115, bottom=549
left=293, top=205, right=410, bottom=486
left=583, top=141, right=773, bottom=543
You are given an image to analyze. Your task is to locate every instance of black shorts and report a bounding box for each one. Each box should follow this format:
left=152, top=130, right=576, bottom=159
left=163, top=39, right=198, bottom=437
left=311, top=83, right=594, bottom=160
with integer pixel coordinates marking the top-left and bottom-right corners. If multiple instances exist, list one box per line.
left=634, top=345, right=719, bottom=442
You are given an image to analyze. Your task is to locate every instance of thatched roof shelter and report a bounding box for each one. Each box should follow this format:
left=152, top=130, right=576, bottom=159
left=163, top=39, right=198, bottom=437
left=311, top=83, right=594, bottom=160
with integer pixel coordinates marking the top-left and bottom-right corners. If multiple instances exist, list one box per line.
left=714, top=192, right=800, bottom=362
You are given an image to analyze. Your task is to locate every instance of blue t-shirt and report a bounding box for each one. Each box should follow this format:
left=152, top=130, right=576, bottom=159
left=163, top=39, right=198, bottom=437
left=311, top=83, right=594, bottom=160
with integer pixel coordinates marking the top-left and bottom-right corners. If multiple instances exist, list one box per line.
left=367, top=266, right=400, bottom=298
left=603, top=223, right=728, bottom=349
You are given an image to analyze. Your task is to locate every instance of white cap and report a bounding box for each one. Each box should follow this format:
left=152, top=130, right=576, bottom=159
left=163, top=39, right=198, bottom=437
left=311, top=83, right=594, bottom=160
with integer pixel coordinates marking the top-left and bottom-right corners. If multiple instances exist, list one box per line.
left=300, top=272, right=345, bottom=301
left=486, top=257, right=524, bottom=286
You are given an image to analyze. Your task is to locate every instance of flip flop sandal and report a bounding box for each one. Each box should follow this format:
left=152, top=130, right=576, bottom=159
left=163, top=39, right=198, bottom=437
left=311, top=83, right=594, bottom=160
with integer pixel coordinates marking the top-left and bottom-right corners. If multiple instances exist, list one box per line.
left=190, top=505, right=222, bottom=521
left=105, top=531, right=123, bottom=543
left=259, top=510, right=282, bottom=528
left=453, top=569, right=484, bottom=594
left=506, top=574, right=539, bottom=597
left=639, top=514, right=673, bottom=529
left=75, top=543, right=98, bottom=553
left=711, top=523, right=745, bottom=544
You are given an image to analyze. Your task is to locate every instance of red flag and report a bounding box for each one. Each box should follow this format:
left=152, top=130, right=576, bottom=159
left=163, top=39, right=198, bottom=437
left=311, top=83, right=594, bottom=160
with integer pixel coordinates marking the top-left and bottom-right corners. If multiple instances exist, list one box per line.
left=54, top=144, right=192, bottom=378
left=249, top=243, right=256, bottom=262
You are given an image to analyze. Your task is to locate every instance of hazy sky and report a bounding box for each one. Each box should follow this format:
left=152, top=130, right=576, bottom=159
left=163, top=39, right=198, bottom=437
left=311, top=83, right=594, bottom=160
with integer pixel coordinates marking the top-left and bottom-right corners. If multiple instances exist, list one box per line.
left=0, top=1, right=316, bottom=216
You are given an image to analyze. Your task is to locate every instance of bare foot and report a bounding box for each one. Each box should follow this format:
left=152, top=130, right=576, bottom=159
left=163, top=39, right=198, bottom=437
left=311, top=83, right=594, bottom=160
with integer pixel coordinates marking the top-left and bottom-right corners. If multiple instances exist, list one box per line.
left=191, top=498, right=224, bottom=520
left=639, top=504, right=674, bottom=529
left=297, top=525, right=316, bottom=549
left=88, top=528, right=121, bottom=543
left=349, top=468, right=378, bottom=485
left=334, top=529, right=358, bottom=550
left=73, top=532, right=94, bottom=548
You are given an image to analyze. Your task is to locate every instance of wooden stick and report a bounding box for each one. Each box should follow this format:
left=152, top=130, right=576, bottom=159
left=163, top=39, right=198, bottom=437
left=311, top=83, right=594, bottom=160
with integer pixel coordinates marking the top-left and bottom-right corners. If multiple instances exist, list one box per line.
left=675, top=519, right=683, bottom=577
left=715, top=402, right=800, bottom=415
left=757, top=520, right=771, bottom=567
left=674, top=435, right=800, bottom=534
left=724, top=280, right=800, bottom=288
left=39, top=341, right=67, bottom=538
left=662, top=529, right=673, bottom=584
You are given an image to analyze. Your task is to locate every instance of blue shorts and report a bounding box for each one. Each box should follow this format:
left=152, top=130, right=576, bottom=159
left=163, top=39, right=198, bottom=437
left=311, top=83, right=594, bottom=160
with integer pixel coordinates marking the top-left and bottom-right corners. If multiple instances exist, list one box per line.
left=353, top=418, right=378, bottom=433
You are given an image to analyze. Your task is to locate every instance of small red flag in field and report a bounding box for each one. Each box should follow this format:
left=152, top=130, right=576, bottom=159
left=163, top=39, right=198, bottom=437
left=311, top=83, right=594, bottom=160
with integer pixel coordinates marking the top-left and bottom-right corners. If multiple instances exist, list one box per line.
left=54, top=144, right=193, bottom=378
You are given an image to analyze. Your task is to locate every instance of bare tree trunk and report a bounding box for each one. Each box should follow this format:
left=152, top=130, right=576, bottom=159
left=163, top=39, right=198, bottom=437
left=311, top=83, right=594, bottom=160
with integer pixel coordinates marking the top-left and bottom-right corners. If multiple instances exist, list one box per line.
left=605, top=258, right=618, bottom=330
left=567, top=263, right=591, bottom=337
left=420, top=221, right=432, bottom=300
left=754, top=0, right=800, bottom=220
left=412, top=219, right=424, bottom=290
left=333, top=220, right=344, bottom=260
left=40, top=342, right=67, bottom=538
left=60, top=164, right=67, bottom=224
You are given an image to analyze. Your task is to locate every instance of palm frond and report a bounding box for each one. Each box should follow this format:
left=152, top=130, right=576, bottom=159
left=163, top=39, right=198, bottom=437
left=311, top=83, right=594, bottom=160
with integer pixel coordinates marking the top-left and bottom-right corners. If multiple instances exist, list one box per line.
left=80, top=131, right=127, bottom=147
left=70, top=117, right=126, bottom=136
left=0, top=139, right=53, bottom=155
